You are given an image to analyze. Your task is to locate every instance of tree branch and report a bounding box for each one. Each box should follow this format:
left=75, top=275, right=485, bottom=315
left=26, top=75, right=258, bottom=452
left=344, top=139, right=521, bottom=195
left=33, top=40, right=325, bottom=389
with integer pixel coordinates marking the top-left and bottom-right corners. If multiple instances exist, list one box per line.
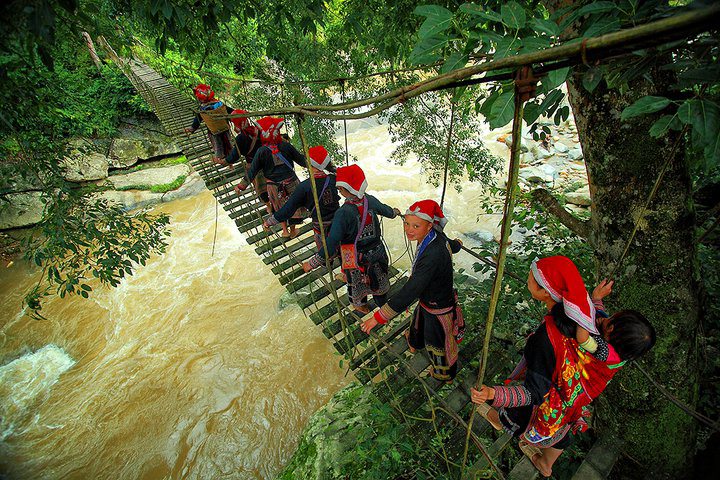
left=531, top=188, right=591, bottom=240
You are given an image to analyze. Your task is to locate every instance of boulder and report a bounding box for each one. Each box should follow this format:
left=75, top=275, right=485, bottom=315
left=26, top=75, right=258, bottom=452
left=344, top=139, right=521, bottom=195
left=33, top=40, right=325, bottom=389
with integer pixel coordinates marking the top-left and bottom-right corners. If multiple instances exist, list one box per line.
left=62, top=141, right=109, bottom=182
left=568, top=148, right=583, bottom=161
left=98, top=171, right=204, bottom=211
left=565, top=186, right=592, bottom=206
left=464, top=230, right=495, bottom=244
left=0, top=191, right=44, bottom=229
left=519, top=166, right=553, bottom=184
left=109, top=135, right=179, bottom=169
left=554, top=143, right=569, bottom=154
left=106, top=164, right=190, bottom=189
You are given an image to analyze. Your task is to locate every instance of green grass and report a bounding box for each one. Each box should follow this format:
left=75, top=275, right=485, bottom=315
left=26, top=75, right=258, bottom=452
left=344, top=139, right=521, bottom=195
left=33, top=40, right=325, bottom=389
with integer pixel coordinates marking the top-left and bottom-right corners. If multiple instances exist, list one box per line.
left=115, top=174, right=187, bottom=193
left=109, top=155, right=189, bottom=176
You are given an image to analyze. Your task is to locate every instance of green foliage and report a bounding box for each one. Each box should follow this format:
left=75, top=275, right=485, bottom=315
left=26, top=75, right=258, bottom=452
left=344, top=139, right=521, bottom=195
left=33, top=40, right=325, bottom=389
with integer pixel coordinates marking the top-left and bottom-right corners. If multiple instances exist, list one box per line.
left=0, top=1, right=171, bottom=316
left=108, top=155, right=189, bottom=175
left=113, top=174, right=187, bottom=193
left=23, top=194, right=170, bottom=319
left=384, top=81, right=500, bottom=189
left=278, top=383, right=450, bottom=479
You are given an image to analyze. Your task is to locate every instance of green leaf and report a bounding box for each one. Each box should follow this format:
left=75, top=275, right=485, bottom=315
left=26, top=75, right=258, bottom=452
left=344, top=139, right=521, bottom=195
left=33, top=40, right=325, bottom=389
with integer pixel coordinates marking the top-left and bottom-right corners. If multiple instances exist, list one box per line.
left=582, top=66, right=604, bottom=93
left=441, top=52, right=468, bottom=74
left=523, top=102, right=542, bottom=125
left=409, top=34, right=453, bottom=64
left=489, top=91, right=515, bottom=129
left=459, top=4, right=502, bottom=23
left=478, top=89, right=500, bottom=117
left=542, top=67, right=569, bottom=92
left=678, top=100, right=720, bottom=169
left=560, top=1, right=618, bottom=29
left=531, top=18, right=559, bottom=37
left=620, top=96, right=671, bottom=121
left=415, top=5, right=454, bottom=38
left=501, top=1, right=526, bottom=29
left=161, top=1, right=173, bottom=20
left=495, top=37, right=521, bottom=59
left=537, top=90, right=564, bottom=118
left=648, top=114, right=679, bottom=138
left=582, top=17, right=620, bottom=38
left=520, top=35, right=551, bottom=54
left=81, top=284, right=93, bottom=291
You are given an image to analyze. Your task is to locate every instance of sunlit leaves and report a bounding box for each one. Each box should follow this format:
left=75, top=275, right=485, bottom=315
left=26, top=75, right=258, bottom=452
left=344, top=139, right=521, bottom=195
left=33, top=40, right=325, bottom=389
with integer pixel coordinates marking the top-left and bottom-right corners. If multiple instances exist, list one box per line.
left=488, top=90, right=515, bottom=129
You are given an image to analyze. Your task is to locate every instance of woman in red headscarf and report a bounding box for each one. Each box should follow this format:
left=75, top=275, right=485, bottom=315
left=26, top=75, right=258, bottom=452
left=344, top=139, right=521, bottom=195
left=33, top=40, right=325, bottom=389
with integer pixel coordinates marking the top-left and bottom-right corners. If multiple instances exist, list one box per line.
left=225, top=110, right=270, bottom=212
left=304, top=164, right=400, bottom=313
left=470, top=256, right=656, bottom=477
left=235, top=117, right=307, bottom=237
left=264, top=146, right=340, bottom=263
left=184, top=84, right=234, bottom=166
left=361, top=200, right=465, bottom=383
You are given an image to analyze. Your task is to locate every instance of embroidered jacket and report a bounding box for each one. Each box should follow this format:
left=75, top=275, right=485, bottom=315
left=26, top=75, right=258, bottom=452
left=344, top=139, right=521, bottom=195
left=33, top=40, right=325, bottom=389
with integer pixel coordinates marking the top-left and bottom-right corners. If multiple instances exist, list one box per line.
left=308, top=194, right=395, bottom=267
left=246, top=142, right=307, bottom=184
left=376, top=230, right=461, bottom=323
left=270, top=174, right=340, bottom=225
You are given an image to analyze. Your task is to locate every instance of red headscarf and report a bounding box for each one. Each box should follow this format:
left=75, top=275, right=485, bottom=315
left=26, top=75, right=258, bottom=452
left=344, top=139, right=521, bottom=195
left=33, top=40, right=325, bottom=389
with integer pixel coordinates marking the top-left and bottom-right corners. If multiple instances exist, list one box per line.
left=531, top=256, right=597, bottom=334
left=193, top=84, right=215, bottom=102
left=255, top=117, right=285, bottom=153
left=230, top=109, right=259, bottom=136
left=335, top=164, right=367, bottom=198
left=308, top=146, right=331, bottom=171
left=406, top=199, right=448, bottom=231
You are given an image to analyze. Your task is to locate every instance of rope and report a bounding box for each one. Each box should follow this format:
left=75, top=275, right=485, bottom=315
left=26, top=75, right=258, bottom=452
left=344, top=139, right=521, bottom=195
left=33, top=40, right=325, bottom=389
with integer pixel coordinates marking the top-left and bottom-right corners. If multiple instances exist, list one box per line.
left=340, top=80, right=350, bottom=166
left=440, top=96, right=456, bottom=208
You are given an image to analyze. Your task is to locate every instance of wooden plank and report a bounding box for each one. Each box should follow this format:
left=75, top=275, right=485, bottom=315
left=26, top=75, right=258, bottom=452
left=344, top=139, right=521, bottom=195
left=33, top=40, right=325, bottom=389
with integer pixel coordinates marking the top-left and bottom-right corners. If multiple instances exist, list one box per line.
left=570, top=435, right=622, bottom=480
left=508, top=457, right=539, bottom=480
left=261, top=235, right=315, bottom=264
left=297, top=279, right=345, bottom=309
left=254, top=223, right=313, bottom=253
left=272, top=248, right=316, bottom=275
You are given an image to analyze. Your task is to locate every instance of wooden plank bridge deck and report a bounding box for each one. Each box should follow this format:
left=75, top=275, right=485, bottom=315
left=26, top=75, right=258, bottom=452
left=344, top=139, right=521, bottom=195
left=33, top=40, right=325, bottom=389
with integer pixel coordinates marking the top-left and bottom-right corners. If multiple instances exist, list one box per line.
left=115, top=58, right=618, bottom=479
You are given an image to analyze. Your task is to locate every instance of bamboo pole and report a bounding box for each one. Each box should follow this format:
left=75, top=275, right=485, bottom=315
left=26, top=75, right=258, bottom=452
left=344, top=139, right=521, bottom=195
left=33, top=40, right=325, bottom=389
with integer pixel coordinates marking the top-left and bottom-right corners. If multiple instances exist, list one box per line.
left=460, top=70, right=528, bottom=478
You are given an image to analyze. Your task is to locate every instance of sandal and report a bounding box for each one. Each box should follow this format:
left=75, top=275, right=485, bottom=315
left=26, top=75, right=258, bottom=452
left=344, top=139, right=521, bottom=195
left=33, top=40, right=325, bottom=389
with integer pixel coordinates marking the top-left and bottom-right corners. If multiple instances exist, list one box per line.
left=519, top=441, right=550, bottom=478
left=476, top=402, right=503, bottom=431
left=403, top=330, right=416, bottom=353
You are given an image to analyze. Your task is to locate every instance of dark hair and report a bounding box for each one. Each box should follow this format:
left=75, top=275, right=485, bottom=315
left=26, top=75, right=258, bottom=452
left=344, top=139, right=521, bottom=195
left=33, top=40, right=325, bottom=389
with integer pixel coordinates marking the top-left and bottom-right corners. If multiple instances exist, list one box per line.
left=325, top=162, right=337, bottom=173
left=550, top=303, right=577, bottom=339
left=606, top=310, right=656, bottom=361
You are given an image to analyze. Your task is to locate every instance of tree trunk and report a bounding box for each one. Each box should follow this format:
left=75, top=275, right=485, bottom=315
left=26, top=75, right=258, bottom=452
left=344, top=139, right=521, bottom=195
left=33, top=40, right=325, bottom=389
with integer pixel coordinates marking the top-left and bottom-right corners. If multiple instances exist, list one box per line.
left=566, top=69, right=700, bottom=478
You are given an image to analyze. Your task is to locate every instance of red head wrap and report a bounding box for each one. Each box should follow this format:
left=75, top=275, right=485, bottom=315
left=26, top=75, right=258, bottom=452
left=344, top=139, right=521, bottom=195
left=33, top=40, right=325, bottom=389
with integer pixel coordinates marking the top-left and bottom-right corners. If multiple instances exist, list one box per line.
left=406, top=199, right=447, bottom=231
left=255, top=117, right=285, bottom=152
left=336, top=164, right=367, bottom=198
left=531, top=256, right=598, bottom=334
left=308, top=146, right=331, bottom=171
left=230, top=109, right=259, bottom=136
left=193, top=84, right=215, bottom=102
